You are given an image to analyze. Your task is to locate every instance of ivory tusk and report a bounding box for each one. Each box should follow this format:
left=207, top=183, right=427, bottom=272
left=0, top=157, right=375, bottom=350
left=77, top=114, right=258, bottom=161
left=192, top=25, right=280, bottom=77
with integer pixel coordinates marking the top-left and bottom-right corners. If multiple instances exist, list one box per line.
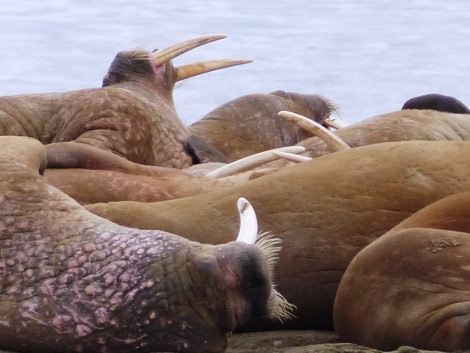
left=151, top=34, right=226, bottom=65
left=325, top=117, right=350, bottom=129
left=206, top=146, right=305, bottom=179
left=236, top=197, right=258, bottom=245
left=278, top=111, right=351, bottom=152
left=175, top=59, right=252, bottom=81
left=272, top=151, right=312, bottom=163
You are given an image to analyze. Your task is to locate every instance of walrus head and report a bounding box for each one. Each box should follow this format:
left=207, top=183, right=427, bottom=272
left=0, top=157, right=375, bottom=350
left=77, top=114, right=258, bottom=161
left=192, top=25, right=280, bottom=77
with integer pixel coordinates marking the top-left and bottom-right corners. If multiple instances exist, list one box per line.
left=102, top=34, right=251, bottom=99
left=0, top=136, right=291, bottom=353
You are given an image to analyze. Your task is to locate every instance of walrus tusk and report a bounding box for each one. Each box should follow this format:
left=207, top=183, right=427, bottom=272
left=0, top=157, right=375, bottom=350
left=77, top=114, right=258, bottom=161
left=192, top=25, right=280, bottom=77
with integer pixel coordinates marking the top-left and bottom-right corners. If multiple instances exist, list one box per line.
left=278, top=111, right=351, bottom=152
left=175, top=59, right=252, bottom=81
left=151, top=34, right=252, bottom=81
left=236, top=197, right=258, bottom=245
left=272, top=150, right=313, bottom=163
left=206, top=146, right=305, bottom=178
left=325, top=117, right=350, bottom=129
left=151, top=34, right=226, bottom=65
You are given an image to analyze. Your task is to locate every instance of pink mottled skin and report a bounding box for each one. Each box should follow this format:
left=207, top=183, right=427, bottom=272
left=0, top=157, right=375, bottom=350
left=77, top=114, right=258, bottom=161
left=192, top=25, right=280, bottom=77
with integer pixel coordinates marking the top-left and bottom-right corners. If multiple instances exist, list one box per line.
left=0, top=136, right=277, bottom=353
left=0, top=50, right=192, bottom=169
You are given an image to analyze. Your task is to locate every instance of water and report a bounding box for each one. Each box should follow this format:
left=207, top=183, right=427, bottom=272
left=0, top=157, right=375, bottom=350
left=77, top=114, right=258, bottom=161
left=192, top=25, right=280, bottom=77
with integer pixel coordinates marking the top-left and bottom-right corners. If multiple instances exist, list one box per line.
left=1, top=0, right=470, bottom=125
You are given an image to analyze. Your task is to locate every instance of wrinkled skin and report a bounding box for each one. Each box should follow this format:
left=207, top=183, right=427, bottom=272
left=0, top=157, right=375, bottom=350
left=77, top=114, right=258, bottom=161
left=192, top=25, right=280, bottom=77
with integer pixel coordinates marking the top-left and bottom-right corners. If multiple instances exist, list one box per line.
left=0, top=50, right=194, bottom=169
left=87, top=140, right=470, bottom=330
left=334, top=191, right=470, bottom=351
left=189, top=90, right=336, bottom=161
left=0, top=136, right=283, bottom=353
left=402, top=93, right=470, bottom=114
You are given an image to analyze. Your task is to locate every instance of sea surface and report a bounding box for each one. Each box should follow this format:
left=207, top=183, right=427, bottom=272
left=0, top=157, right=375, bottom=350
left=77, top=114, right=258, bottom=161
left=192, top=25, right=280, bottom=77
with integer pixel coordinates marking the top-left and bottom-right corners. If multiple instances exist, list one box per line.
left=1, top=0, right=469, bottom=125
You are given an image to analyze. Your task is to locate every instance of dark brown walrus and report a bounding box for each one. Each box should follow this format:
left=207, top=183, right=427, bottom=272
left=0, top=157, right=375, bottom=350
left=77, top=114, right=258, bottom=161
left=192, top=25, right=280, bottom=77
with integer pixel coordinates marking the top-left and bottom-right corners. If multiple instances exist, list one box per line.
left=188, top=90, right=337, bottom=161
left=334, top=191, right=470, bottom=351
left=86, top=140, right=470, bottom=330
left=0, top=136, right=292, bottom=353
left=402, top=93, right=470, bottom=114
left=0, top=35, right=249, bottom=169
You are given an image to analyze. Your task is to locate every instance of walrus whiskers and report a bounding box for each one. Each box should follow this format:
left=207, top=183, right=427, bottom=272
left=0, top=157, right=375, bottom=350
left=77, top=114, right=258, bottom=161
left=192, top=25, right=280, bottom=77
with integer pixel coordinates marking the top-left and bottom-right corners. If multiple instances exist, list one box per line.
left=235, top=197, right=295, bottom=322
left=255, top=232, right=296, bottom=323
left=278, top=110, right=351, bottom=152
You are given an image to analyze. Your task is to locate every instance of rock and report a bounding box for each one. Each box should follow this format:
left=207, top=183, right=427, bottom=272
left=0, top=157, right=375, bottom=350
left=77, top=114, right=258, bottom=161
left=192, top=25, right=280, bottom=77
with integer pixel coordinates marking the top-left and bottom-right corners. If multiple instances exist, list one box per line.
left=226, top=331, right=446, bottom=353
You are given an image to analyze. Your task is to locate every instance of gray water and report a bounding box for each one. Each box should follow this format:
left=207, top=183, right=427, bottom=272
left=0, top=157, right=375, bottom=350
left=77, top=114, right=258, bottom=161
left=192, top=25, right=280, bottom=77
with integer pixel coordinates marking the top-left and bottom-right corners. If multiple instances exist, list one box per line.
left=1, top=0, right=470, bottom=125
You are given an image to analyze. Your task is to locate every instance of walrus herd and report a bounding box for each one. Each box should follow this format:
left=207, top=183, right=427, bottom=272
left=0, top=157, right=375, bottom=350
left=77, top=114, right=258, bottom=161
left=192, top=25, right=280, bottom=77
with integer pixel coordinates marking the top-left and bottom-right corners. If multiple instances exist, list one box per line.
left=1, top=34, right=470, bottom=352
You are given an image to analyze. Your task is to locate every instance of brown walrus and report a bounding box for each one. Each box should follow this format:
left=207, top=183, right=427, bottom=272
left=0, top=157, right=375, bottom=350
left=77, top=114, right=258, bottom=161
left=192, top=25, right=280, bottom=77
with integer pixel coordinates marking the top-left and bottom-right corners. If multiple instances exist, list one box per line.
left=86, top=140, right=470, bottom=330
left=270, top=109, right=470, bottom=163
left=188, top=90, right=336, bottom=161
left=0, top=35, right=249, bottom=169
left=0, top=136, right=292, bottom=353
left=334, top=191, right=470, bottom=351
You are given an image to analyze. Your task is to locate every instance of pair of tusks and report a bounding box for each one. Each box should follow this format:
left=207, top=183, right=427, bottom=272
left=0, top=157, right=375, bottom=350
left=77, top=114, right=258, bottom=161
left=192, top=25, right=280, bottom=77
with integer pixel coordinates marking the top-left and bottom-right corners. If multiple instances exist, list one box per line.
left=206, top=111, right=351, bottom=178
left=151, top=34, right=251, bottom=81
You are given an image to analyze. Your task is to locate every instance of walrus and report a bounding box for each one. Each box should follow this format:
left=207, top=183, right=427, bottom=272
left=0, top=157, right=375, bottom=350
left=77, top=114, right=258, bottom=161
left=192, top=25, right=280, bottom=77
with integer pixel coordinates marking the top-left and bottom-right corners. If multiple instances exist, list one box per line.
left=188, top=90, right=337, bottom=161
left=402, top=93, right=470, bottom=114
left=86, top=140, right=470, bottom=330
left=334, top=191, right=470, bottom=351
left=0, top=35, right=249, bottom=169
left=0, top=136, right=292, bottom=353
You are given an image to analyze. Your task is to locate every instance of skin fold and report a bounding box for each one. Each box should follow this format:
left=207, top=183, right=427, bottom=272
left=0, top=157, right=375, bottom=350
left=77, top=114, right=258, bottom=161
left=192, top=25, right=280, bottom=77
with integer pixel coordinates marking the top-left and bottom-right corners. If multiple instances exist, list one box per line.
left=0, top=136, right=288, bottom=353
left=86, top=140, right=470, bottom=330
left=334, top=191, right=470, bottom=351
